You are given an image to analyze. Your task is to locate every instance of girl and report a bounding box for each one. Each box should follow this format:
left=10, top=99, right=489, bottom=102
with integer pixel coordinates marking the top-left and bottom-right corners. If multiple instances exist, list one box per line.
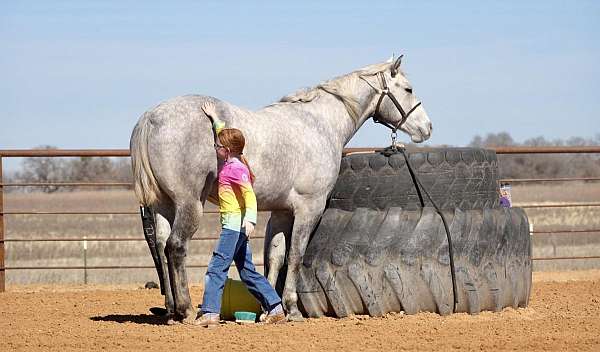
left=195, top=101, right=286, bottom=327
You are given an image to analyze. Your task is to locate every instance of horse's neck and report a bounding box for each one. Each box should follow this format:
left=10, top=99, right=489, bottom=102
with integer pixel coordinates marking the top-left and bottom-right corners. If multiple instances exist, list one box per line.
left=251, top=78, right=377, bottom=149
left=301, top=85, right=375, bottom=147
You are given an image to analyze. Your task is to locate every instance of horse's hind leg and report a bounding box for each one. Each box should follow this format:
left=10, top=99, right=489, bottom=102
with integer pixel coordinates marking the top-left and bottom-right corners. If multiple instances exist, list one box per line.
left=141, top=206, right=173, bottom=318
left=154, top=211, right=175, bottom=319
left=140, top=206, right=163, bottom=289
left=264, top=211, right=293, bottom=293
left=166, top=200, right=202, bottom=323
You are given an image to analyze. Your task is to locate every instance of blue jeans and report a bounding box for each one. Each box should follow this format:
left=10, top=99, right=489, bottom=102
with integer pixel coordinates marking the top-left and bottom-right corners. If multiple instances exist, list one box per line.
left=201, top=228, right=282, bottom=314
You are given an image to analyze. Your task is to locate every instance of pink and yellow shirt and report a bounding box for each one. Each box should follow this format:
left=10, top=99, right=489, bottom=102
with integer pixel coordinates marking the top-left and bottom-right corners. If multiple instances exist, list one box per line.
left=213, top=119, right=257, bottom=231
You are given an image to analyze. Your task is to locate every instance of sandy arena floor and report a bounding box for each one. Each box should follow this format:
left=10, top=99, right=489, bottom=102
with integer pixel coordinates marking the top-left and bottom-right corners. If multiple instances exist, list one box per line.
left=1, top=271, right=600, bottom=351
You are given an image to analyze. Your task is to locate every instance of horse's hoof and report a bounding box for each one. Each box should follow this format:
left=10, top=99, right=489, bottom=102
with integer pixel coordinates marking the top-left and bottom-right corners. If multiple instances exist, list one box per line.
left=286, top=312, right=305, bottom=322
left=166, top=317, right=179, bottom=325
left=150, top=307, right=168, bottom=316
left=181, top=316, right=198, bottom=326
left=179, top=308, right=200, bottom=326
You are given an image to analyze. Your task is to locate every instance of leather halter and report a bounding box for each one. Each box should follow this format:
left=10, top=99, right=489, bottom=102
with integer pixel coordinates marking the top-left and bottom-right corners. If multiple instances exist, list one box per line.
left=363, top=72, right=422, bottom=133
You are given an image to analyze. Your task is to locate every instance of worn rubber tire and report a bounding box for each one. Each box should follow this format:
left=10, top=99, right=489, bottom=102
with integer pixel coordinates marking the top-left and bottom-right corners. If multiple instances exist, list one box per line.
left=297, top=206, right=532, bottom=317
left=329, top=148, right=500, bottom=211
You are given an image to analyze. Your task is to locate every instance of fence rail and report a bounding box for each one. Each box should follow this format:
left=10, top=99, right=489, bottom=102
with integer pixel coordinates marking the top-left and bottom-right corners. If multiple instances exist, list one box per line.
left=342, top=146, right=600, bottom=155
left=1, top=146, right=600, bottom=291
left=1, top=182, right=132, bottom=187
left=1, top=236, right=266, bottom=242
left=3, top=263, right=265, bottom=270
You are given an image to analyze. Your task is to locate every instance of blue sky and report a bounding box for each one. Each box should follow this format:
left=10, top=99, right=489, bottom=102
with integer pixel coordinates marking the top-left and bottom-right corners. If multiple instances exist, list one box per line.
left=1, top=1, right=599, bottom=170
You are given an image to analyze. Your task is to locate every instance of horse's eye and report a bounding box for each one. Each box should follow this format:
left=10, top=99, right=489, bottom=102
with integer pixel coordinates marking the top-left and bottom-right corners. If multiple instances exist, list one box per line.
left=405, top=87, right=413, bottom=94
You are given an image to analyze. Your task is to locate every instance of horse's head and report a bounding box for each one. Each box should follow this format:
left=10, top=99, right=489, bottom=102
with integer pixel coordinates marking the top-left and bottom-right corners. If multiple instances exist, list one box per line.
left=366, top=55, right=432, bottom=143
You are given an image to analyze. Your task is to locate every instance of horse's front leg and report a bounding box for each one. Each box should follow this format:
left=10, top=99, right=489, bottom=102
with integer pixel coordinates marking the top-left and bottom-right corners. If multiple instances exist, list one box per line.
left=283, top=199, right=326, bottom=321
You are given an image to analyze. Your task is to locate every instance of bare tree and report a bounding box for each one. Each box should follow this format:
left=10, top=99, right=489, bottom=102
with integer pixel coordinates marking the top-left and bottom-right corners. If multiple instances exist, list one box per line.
left=15, top=145, right=67, bottom=193
left=469, top=133, right=600, bottom=179
left=468, top=132, right=515, bottom=147
left=112, top=158, right=133, bottom=184
left=67, top=157, right=114, bottom=182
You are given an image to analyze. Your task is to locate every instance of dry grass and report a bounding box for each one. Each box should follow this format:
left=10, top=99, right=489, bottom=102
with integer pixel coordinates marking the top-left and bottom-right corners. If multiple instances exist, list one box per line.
left=3, top=182, right=600, bottom=284
left=510, top=181, right=600, bottom=204
left=509, top=181, right=600, bottom=230
left=6, top=182, right=597, bottom=236
left=3, top=190, right=268, bottom=285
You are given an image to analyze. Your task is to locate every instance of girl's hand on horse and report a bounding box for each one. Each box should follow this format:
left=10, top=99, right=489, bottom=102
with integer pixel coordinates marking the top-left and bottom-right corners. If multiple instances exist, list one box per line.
left=244, top=221, right=255, bottom=237
left=202, top=101, right=217, bottom=120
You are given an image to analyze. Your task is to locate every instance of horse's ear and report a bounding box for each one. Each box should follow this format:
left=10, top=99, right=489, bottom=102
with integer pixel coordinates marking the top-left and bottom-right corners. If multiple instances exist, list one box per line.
left=386, top=54, right=395, bottom=63
left=391, top=54, right=403, bottom=77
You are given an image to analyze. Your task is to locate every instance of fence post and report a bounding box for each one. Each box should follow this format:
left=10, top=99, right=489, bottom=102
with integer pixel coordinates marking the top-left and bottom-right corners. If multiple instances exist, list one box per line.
left=83, top=236, right=88, bottom=285
left=0, top=155, right=5, bottom=292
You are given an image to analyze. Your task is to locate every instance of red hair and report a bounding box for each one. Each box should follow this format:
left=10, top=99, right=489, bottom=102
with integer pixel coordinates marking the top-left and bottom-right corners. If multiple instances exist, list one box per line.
left=218, top=128, right=255, bottom=184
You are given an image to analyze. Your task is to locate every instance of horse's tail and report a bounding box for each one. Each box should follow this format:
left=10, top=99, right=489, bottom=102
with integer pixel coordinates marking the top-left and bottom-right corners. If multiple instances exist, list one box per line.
left=130, top=112, right=161, bottom=206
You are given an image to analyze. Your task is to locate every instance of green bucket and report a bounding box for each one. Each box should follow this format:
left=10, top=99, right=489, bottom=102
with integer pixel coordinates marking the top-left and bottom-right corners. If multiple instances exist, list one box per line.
left=220, top=278, right=262, bottom=320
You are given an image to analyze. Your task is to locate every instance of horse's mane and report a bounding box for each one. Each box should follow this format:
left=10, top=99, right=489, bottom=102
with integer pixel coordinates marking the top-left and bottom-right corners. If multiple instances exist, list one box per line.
left=277, top=61, right=400, bottom=123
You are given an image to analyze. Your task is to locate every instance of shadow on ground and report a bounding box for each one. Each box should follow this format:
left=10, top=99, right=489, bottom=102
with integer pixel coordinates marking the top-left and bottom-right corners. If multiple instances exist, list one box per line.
left=90, top=314, right=165, bottom=325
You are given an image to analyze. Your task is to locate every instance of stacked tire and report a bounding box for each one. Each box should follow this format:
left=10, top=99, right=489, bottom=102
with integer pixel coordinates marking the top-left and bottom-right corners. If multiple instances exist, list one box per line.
left=297, top=148, right=532, bottom=317
left=328, top=147, right=500, bottom=211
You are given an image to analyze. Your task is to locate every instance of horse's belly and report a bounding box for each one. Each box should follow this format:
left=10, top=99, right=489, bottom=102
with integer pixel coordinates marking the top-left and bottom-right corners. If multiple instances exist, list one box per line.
left=255, top=191, right=292, bottom=211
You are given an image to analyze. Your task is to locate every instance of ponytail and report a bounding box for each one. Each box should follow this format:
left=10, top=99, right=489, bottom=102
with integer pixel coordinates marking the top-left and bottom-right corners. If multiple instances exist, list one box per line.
left=218, top=128, right=256, bottom=184
left=240, top=155, right=256, bottom=185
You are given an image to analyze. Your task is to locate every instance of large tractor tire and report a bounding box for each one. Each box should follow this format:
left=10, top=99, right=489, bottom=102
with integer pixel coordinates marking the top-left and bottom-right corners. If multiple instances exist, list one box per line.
left=329, top=148, right=500, bottom=211
left=297, top=206, right=532, bottom=317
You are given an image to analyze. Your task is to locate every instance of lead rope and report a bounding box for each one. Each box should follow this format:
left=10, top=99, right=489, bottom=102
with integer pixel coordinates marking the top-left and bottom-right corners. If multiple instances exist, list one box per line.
left=360, top=72, right=457, bottom=311
left=383, top=145, right=459, bottom=313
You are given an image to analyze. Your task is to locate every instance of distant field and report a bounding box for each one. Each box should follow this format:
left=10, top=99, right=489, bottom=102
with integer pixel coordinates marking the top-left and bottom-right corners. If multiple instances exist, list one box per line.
left=3, top=181, right=600, bottom=284
left=509, top=182, right=600, bottom=271
left=4, top=190, right=269, bottom=284
left=510, top=182, right=600, bottom=230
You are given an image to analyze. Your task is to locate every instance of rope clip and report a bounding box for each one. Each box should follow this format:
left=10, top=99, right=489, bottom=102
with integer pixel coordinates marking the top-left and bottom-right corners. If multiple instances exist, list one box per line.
left=391, top=131, right=398, bottom=151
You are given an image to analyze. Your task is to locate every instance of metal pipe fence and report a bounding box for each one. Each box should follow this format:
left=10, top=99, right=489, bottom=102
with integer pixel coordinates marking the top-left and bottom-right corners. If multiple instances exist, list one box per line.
left=1, top=146, right=599, bottom=290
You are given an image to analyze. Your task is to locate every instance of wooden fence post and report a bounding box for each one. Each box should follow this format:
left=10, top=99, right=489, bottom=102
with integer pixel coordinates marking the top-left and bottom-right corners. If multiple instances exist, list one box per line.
left=0, top=155, right=5, bottom=292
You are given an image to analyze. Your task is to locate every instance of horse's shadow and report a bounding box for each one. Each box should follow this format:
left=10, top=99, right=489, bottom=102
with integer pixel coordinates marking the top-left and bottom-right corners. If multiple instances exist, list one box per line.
left=90, top=314, right=165, bottom=325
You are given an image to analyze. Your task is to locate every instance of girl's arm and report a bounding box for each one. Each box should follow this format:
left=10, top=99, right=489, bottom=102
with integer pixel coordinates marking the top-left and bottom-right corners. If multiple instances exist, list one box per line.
left=230, top=167, right=258, bottom=225
left=230, top=167, right=257, bottom=236
left=239, top=182, right=257, bottom=225
left=202, top=101, right=225, bottom=134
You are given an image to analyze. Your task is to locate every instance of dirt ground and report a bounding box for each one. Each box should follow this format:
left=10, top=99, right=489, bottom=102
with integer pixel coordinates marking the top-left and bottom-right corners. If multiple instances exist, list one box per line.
left=1, top=271, right=600, bottom=352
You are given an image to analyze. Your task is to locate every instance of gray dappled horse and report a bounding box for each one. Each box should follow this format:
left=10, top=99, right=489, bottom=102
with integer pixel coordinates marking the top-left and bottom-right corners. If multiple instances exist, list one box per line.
left=130, top=56, right=432, bottom=323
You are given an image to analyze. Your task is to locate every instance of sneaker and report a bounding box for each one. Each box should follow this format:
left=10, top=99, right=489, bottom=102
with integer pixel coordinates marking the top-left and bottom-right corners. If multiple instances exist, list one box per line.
left=193, top=313, right=220, bottom=328
left=263, top=312, right=286, bottom=324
